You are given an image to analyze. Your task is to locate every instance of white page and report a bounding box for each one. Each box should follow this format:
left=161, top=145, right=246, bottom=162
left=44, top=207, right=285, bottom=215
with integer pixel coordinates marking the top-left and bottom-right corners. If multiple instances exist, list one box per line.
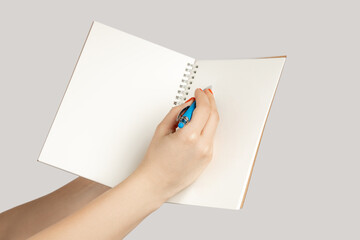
left=168, top=58, right=286, bottom=209
left=38, top=22, right=194, bottom=186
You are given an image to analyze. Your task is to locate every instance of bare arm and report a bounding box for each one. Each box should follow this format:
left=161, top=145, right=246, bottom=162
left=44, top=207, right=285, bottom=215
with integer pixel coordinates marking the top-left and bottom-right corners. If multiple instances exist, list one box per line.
left=0, top=177, right=109, bottom=240
left=29, top=88, right=219, bottom=239
left=4, top=88, right=218, bottom=240
left=29, top=169, right=166, bottom=239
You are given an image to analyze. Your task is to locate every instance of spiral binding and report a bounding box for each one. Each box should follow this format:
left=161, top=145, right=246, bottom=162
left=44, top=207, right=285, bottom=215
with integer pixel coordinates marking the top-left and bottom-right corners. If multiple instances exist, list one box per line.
left=173, top=62, right=198, bottom=106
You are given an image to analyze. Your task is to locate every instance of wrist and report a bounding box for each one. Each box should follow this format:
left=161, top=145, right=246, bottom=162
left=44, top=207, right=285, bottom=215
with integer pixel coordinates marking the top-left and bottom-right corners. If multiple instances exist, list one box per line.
left=122, top=168, right=168, bottom=211
left=130, top=166, right=176, bottom=205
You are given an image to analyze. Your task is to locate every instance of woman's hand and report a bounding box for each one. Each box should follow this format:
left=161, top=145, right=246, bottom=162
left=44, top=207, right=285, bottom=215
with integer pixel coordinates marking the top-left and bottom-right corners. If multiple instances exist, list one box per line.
left=27, top=88, right=219, bottom=240
left=135, top=88, right=219, bottom=200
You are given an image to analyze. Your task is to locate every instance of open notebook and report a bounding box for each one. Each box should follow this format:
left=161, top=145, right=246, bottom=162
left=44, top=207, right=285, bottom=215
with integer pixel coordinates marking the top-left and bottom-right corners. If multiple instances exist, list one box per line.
left=38, top=21, right=286, bottom=210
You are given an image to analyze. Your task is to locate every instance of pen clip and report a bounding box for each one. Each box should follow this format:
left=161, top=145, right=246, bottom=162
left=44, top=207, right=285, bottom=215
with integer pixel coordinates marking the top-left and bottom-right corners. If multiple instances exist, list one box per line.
left=177, top=106, right=190, bottom=122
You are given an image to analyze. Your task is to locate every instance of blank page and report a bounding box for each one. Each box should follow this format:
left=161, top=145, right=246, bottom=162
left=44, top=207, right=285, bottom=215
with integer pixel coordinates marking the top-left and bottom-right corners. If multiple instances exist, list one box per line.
left=167, top=58, right=286, bottom=209
left=38, top=22, right=194, bottom=186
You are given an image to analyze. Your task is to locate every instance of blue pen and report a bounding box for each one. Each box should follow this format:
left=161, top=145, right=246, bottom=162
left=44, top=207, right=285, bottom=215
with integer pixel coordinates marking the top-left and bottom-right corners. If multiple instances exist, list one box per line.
left=177, top=87, right=212, bottom=128
left=177, top=101, right=196, bottom=128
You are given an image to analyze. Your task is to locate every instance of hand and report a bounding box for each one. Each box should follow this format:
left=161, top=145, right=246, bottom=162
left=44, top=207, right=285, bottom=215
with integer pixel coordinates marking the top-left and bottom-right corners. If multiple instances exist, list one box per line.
left=134, top=88, right=220, bottom=200
left=25, top=89, right=219, bottom=240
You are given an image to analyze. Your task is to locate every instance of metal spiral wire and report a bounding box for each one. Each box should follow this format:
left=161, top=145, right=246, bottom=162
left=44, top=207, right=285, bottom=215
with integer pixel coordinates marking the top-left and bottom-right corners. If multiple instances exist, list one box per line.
left=173, top=63, right=198, bottom=106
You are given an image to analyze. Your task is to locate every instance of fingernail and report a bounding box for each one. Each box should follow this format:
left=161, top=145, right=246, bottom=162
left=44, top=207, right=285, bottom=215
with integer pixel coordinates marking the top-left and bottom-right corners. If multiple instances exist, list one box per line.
left=197, top=88, right=203, bottom=91
left=185, top=97, right=195, bottom=103
left=208, top=89, right=213, bottom=95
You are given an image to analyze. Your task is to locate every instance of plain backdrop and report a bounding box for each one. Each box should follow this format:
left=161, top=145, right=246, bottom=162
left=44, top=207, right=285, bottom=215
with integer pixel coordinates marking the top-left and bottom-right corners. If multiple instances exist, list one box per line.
left=0, top=0, right=359, bottom=239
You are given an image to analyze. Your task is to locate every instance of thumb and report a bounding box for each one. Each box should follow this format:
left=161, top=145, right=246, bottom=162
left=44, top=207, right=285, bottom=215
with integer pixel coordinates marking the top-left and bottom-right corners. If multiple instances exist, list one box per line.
left=156, top=97, right=195, bottom=136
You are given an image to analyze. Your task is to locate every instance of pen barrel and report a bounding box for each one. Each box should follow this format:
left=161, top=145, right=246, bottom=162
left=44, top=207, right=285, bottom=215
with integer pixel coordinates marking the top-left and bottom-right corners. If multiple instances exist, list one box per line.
left=183, top=101, right=196, bottom=120
left=177, top=101, right=196, bottom=128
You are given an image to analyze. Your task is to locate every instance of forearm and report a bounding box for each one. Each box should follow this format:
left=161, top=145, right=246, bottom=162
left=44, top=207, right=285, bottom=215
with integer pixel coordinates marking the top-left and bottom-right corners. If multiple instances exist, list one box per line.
left=29, top=169, right=167, bottom=240
left=0, top=177, right=109, bottom=240
left=1, top=88, right=217, bottom=239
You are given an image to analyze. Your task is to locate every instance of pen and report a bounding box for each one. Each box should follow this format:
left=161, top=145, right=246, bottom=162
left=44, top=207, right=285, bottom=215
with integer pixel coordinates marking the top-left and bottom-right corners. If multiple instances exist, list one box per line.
left=177, top=87, right=211, bottom=128
left=177, top=100, right=196, bottom=128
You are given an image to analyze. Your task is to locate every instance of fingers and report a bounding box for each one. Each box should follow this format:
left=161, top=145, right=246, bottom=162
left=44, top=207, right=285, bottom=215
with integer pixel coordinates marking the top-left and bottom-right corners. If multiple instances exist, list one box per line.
left=156, top=87, right=219, bottom=139
left=180, top=88, right=211, bottom=136
left=156, top=98, right=195, bottom=136
left=201, top=89, right=220, bottom=140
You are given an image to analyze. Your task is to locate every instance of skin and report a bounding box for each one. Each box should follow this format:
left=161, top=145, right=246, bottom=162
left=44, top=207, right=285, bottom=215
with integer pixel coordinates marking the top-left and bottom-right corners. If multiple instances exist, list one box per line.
left=0, top=88, right=219, bottom=240
left=0, top=177, right=110, bottom=240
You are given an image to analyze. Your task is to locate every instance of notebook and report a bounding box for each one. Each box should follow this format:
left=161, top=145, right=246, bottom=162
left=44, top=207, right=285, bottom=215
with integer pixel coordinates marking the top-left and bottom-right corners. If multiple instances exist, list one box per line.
left=38, top=21, right=286, bottom=210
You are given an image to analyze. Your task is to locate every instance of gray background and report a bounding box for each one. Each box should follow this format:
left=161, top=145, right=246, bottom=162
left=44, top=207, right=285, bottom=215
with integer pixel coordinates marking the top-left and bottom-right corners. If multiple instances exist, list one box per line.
left=0, top=0, right=359, bottom=239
